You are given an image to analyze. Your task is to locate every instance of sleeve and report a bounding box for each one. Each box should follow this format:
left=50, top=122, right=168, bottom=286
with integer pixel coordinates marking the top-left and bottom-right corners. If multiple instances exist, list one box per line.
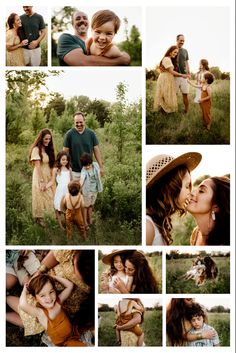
left=57, top=33, right=83, bottom=59
left=38, top=14, right=45, bottom=30
left=30, top=147, right=40, bottom=161
left=6, top=31, right=14, bottom=46
left=162, top=57, right=173, bottom=69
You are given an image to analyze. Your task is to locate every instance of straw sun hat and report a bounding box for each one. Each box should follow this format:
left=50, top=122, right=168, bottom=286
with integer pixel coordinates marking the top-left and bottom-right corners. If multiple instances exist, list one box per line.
left=146, top=152, right=202, bottom=189
left=102, top=250, right=135, bottom=265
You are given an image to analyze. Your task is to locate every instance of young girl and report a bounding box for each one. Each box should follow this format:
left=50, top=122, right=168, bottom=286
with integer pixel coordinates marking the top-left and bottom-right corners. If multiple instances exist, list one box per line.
left=188, top=72, right=214, bottom=130
left=79, top=153, right=103, bottom=230
left=19, top=274, right=86, bottom=346
left=194, top=59, right=210, bottom=103
left=101, top=252, right=133, bottom=293
left=114, top=298, right=144, bottom=346
left=46, top=151, right=72, bottom=229
left=146, top=152, right=202, bottom=245
left=86, top=10, right=122, bottom=58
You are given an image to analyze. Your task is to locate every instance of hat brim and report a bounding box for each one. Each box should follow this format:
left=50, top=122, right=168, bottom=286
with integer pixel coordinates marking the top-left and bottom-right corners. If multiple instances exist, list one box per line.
left=147, top=152, right=202, bottom=189
left=102, top=250, right=135, bottom=265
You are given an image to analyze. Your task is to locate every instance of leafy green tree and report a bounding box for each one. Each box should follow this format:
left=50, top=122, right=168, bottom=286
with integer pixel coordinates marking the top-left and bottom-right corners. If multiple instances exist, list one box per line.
left=44, top=93, right=66, bottom=121
left=48, top=109, right=58, bottom=130
left=85, top=113, right=99, bottom=130
left=31, top=107, right=46, bottom=134
left=119, top=20, right=142, bottom=66
left=88, top=99, right=110, bottom=127
left=210, top=66, right=222, bottom=80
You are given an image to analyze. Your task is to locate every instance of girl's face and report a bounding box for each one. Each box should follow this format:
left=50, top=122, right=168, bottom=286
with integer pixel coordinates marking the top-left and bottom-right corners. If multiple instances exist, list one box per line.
left=113, top=255, right=124, bottom=271
left=190, top=315, right=204, bottom=330
left=170, top=49, right=178, bottom=58
left=187, top=178, right=215, bottom=215
left=60, top=155, right=68, bottom=167
left=92, top=21, right=115, bottom=49
left=177, top=171, right=192, bottom=209
left=35, top=281, right=56, bottom=309
left=14, top=15, right=22, bottom=28
left=125, top=259, right=136, bottom=276
left=42, top=134, right=51, bottom=147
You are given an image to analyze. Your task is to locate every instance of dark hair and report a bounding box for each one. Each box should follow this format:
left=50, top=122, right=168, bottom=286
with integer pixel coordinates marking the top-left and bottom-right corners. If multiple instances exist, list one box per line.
left=29, top=128, right=55, bottom=168
left=204, top=72, right=214, bottom=84
left=7, top=13, right=18, bottom=31
left=199, top=59, right=209, bottom=71
left=203, top=256, right=218, bottom=279
left=91, top=10, right=120, bottom=33
left=176, top=34, right=184, bottom=41
left=28, top=274, right=56, bottom=297
left=125, top=251, right=158, bottom=293
left=159, top=45, right=178, bottom=72
left=68, top=180, right=81, bottom=196
left=80, top=152, right=93, bottom=167
left=207, top=176, right=230, bottom=245
left=110, top=253, right=126, bottom=277
left=185, top=303, right=206, bottom=322
left=73, top=111, right=85, bottom=118
left=146, top=165, right=190, bottom=245
left=54, top=151, right=71, bottom=170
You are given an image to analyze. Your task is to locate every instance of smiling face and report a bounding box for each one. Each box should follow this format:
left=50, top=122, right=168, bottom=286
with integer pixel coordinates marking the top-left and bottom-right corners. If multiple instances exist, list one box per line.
left=125, top=259, right=136, bottom=276
left=14, top=15, right=22, bottom=28
left=187, top=178, right=216, bottom=215
left=73, top=11, right=89, bottom=37
left=170, top=48, right=178, bottom=58
left=42, top=134, right=51, bottom=147
left=35, top=281, right=56, bottom=309
left=177, top=171, right=192, bottom=209
left=177, top=35, right=185, bottom=48
left=74, top=114, right=85, bottom=133
left=60, top=155, right=68, bottom=167
left=113, top=255, right=125, bottom=272
left=23, top=6, right=33, bottom=16
left=190, top=315, right=204, bottom=330
left=92, top=21, right=116, bottom=49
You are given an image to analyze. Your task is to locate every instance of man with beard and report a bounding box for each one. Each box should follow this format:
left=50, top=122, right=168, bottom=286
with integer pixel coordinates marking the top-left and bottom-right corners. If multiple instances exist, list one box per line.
left=57, top=10, right=130, bottom=66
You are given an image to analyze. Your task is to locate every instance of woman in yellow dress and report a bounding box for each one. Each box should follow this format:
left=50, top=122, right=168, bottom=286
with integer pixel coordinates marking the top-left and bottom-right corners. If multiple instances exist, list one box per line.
left=29, top=129, right=55, bottom=227
left=6, top=13, right=28, bottom=66
left=153, top=45, right=189, bottom=113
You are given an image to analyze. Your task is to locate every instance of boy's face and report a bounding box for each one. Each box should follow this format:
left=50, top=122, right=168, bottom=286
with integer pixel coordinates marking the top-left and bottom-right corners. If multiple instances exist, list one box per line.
left=191, top=315, right=204, bottom=330
left=92, top=21, right=116, bottom=49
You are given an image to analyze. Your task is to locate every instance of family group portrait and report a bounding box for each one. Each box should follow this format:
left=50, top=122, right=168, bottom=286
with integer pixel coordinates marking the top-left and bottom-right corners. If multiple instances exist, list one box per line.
left=6, top=6, right=48, bottom=66
left=98, top=298, right=162, bottom=346
left=166, top=250, right=230, bottom=294
left=6, top=69, right=142, bottom=245
left=146, top=147, right=230, bottom=246
left=166, top=297, right=230, bottom=346
left=6, top=249, right=95, bottom=346
left=51, top=6, right=142, bottom=66
left=98, top=249, right=162, bottom=294
left=146, top=6, right=230, bottom=144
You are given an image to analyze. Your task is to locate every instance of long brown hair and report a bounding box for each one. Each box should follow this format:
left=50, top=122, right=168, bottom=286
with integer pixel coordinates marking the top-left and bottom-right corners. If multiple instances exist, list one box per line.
left=159, top=45, right=178, bottom=72
left=146, top=165, right=190, bottom=245
left=29, top=128, right=55, bottom=168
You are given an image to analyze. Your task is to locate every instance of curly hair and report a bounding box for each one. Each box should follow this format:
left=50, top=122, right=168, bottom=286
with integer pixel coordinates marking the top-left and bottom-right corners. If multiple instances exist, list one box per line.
left=54, top=150, right=71, bottom=171
left=29, top=128, right=55, bottom=168
left=146, top=165, right=190, bottom=244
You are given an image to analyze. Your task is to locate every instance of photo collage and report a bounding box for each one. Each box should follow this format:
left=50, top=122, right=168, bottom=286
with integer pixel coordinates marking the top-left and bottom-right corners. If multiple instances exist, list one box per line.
left=3, top=1, right=235, bottom=351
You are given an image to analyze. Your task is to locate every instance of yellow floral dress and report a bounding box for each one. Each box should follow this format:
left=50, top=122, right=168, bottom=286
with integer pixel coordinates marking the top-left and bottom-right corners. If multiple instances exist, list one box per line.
left=153, top=56, right=178, bottom=113
left=6, top=29, right=25, bottom=66
left=30, top=147, right=54, bottom=219
left=19, top=250, right=91, bottom=336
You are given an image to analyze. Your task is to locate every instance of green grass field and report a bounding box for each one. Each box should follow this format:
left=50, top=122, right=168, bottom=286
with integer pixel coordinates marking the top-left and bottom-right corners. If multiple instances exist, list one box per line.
left=146, top=79, right=230, bottom=144
left=98, top=309, right=162, bottom=346
left=98, top=253, right=162, bottom=293
left=166, top=256, right=230, bottom=294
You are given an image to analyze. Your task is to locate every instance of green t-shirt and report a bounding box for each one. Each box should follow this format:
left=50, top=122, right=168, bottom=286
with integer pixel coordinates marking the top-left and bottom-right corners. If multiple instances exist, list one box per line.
left=177, top=48, right=189, bottom=73
left=57, top=33, right=87, bottom=66
left=20, top=13, right=45, bottom=49
left=64, top=127, right=99, bottom=172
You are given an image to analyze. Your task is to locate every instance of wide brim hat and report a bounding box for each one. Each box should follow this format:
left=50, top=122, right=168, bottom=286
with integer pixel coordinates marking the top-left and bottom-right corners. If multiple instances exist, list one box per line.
left=102, top=249, right=135, bottom=265
left=146, top=152, right=202, bottom=189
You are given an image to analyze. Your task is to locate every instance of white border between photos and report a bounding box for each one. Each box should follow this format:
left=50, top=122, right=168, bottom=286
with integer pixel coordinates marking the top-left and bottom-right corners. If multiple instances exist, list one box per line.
left=1, top=0, right=235, bottom=352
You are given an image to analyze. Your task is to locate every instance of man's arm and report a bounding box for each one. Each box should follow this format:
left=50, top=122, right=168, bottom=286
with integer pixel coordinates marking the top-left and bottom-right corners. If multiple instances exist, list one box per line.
left=28, top=29, right=46, bottom=49
left=63, top=48, right=130, bottom=66
left=94, top=145, right=104, bottom=176
left=186, top=60, right=190, bottom=75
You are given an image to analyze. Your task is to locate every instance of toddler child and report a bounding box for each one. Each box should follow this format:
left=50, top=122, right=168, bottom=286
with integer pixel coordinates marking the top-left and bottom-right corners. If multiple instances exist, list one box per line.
left=86, top=10, right=122, bottom=58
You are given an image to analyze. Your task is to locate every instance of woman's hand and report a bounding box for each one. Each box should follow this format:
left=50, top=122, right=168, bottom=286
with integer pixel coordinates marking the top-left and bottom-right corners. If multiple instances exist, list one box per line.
left=39, top=181, right=46, bottom=192
left=202, top=328, right=216, bottom=340
left=21, top=39, right=28, bottom=46
left=113, top=277, right=129, bottom=293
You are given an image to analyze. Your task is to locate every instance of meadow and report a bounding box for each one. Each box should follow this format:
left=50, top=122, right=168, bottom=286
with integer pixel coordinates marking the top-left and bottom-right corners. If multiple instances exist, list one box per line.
left=146, top=79, right=230, bottom=144
left=98, top=252, right=162, bottom=293
left=166, top=256, right=230, bottom=294
left=98, top=308, right=162, bottom=346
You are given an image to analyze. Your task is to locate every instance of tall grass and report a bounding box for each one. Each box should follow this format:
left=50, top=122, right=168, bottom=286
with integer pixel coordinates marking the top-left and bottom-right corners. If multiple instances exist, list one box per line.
left=146, top=79, right=230, bottom=144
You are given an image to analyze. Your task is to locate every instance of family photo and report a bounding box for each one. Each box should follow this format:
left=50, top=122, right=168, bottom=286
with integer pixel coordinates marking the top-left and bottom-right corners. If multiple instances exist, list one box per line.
left=98, top=298, right=162, bottom=346
left=98, top=249, right=161, bottom=293
left=166, top=250, right=230, bottom=294
left=146, top=7, right=230, bottom=144
left=51, top=6, right=142, bottom=66
left=145, top=146, right=230, bottom=246
left=6, top=69, right=142, bottom=245
left=6, top=6, right=48, bottom=66
left=166, top=297, right=230, bottom=346
left=6, top=249, right=95, bottom=346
